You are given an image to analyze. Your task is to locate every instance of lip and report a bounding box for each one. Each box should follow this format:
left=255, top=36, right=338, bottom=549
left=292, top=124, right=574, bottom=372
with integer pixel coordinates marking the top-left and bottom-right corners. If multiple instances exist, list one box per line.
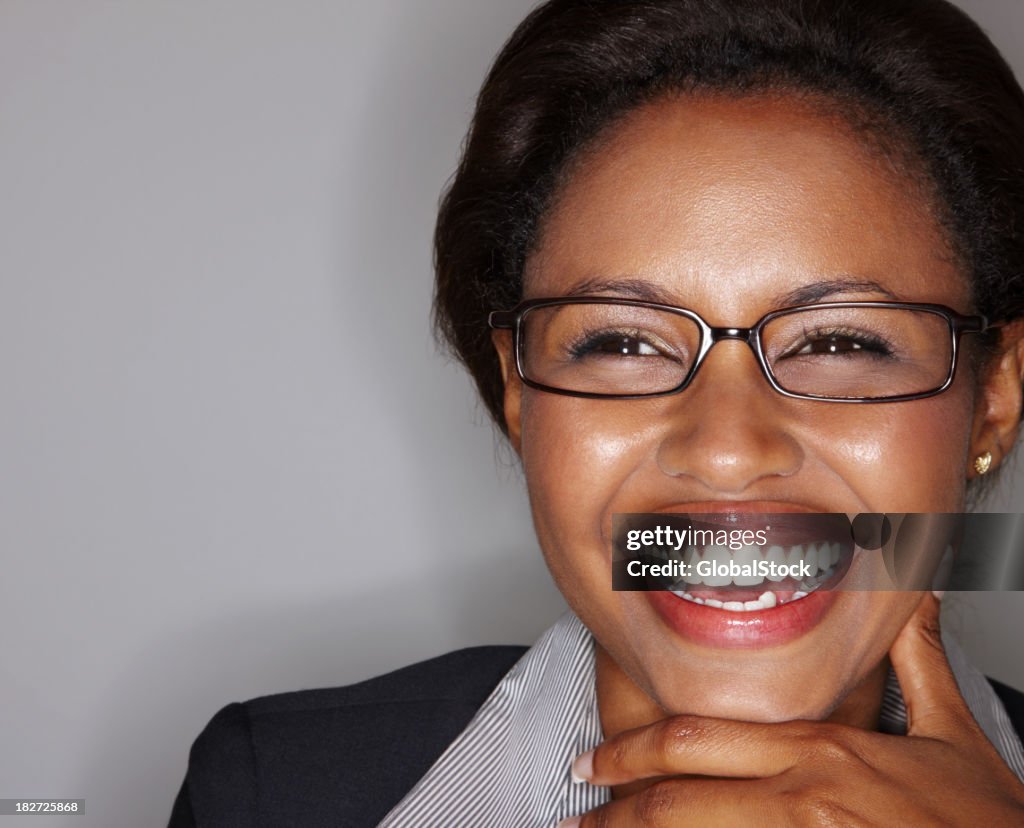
left=654, top=500, right=832, bottom=515
left=632, top=500, right=852, bottom=649
left=647, top=587, right=841, bottom=649
left=635, top=512, right=852, bottom=550
left=609, top=500, right=844, bottom=547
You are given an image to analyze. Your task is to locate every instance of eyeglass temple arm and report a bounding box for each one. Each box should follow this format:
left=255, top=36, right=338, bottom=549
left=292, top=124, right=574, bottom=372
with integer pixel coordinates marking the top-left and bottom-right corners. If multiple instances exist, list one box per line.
left=948, top=312, right=989, bottom=333
left=488, top=310, right=517, bottom=329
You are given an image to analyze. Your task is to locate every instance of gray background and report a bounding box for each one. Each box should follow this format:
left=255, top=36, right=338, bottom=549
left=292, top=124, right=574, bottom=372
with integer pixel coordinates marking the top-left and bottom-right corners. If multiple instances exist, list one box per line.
left=0, top=2, right=1021, bottom=826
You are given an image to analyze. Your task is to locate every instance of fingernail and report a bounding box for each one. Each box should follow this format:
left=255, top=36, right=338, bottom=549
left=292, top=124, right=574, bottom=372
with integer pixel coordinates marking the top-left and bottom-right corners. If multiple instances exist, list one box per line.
left=557, top=819, right=581, bottom=828
left=571, top=750, right=594, bottom=783
left=932, top=589, right=945, bottom=601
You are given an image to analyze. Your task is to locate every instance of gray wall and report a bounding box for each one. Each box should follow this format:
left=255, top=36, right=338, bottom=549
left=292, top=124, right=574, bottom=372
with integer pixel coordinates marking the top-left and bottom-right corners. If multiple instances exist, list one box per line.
left=0, top=2, right=1020, bottom=826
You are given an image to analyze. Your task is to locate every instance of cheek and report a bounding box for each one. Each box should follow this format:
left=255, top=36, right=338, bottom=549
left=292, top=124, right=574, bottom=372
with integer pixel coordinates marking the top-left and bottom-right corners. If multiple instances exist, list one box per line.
left=851, top=590, right=923, bottom=670
left=519, top=393, right=649, bottom=530
left=517, top=393, right=664, bottom=599
left=813, top=390, right=974, bottom=511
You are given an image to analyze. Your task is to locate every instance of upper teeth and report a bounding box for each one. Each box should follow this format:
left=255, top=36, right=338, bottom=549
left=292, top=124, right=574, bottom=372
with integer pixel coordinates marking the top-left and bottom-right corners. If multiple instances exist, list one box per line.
left=665, top=542, right=843, bottom=589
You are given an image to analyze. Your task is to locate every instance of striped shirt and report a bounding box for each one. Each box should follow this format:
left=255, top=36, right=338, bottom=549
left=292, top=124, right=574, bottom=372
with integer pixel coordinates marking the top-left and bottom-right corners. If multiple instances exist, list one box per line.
left=379, top=612, right=1024, bottom=827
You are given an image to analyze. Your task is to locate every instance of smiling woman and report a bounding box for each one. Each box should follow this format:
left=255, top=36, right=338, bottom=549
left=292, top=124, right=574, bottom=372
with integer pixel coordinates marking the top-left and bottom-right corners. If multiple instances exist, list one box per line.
left=170, top=0, right=1024, bottom=825
left=494, top=90, right=995, bottom=722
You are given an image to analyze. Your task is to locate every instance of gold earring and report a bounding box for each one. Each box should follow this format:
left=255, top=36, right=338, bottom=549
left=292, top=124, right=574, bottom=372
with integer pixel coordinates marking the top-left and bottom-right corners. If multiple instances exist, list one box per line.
left=974, top=451, right=993, bottom=476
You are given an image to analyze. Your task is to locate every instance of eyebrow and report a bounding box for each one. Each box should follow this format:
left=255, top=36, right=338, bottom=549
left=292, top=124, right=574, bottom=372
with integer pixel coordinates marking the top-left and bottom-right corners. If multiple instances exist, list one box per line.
left=775, top=278, right=900, bottom=306
left=564, top=277, right=676, bottom=303
left=563, top=275, right=901, bottom=307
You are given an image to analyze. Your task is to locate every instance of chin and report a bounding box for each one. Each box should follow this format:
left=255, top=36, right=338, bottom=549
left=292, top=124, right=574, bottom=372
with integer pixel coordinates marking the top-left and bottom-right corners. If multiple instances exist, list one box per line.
left=655, top=680, right=840, bottom=723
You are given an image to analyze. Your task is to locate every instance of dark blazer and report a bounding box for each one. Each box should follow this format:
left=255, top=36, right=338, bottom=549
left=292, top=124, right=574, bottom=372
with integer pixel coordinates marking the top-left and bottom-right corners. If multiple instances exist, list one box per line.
left=168, top=646, right=1024, bottom=828
left=168, top=646, right=526, bottom=828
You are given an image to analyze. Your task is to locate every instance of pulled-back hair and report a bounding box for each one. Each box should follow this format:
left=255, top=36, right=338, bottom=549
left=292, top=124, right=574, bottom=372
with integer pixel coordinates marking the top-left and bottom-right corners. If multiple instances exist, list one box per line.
left=433, top=0, right=1024, bottom=432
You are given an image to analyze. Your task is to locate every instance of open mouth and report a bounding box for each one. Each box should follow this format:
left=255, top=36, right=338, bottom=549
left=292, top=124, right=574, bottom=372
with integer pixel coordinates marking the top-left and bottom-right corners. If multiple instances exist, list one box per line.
left=669, top=538, right=854, bottom=611
left=625, top=513, right=856, bottom=613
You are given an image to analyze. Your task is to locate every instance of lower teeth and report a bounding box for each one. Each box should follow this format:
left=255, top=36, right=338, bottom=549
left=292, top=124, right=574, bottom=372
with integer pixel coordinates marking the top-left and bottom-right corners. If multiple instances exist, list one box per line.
left=672, top=588, right=811, bottom=612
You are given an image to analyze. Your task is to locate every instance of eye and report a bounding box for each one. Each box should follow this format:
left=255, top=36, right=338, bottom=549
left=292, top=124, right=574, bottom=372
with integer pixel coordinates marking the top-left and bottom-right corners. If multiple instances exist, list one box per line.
left=785, top=330, right=895, bottom=359
left=570, top=330, right=665, bottom=358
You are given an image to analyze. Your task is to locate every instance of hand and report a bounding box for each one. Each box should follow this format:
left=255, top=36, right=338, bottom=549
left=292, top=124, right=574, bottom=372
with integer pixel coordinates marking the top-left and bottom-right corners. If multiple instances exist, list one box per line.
left=560, top=593, right=1024, bottom=826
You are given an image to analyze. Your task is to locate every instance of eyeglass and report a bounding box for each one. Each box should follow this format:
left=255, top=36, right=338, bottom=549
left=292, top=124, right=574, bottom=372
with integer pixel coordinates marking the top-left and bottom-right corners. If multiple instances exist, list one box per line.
left=488, top=298, right=991, bottom=402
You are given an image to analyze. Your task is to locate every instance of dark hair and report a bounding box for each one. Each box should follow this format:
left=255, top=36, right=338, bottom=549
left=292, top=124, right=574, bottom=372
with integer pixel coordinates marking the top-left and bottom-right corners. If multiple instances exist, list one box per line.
left=433, top=0, right=1024, bottom=433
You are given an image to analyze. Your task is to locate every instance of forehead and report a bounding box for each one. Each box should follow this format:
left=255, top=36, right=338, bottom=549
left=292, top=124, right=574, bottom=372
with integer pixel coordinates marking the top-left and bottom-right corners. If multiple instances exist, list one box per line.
left=525, top=93, right=968, bottom=318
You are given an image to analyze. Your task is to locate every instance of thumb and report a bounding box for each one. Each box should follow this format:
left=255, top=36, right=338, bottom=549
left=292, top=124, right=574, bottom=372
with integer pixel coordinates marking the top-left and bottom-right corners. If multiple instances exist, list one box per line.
left=888, top=592, right=973, bottom=740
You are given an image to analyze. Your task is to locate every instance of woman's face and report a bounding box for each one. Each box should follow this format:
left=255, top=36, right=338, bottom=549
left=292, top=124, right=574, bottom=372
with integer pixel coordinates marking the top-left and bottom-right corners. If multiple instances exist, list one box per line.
left=496, top=93, right=985, bottom=722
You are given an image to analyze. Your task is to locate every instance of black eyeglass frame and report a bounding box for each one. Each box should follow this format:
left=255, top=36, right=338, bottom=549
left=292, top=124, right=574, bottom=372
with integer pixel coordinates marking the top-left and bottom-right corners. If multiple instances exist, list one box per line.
left=488, top=297, right=991, bottom=403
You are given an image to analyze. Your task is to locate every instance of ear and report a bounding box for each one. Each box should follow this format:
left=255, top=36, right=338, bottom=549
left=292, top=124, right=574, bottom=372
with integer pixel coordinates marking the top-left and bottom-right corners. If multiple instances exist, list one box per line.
left=491, top=329, right=524, bottom=455
left=968, top=320, right=1024, bottom=478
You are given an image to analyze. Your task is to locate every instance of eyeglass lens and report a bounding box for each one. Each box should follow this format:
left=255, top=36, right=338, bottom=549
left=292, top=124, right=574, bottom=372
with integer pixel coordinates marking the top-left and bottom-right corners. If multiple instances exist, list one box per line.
left=519, top=303, right=954, bottom=399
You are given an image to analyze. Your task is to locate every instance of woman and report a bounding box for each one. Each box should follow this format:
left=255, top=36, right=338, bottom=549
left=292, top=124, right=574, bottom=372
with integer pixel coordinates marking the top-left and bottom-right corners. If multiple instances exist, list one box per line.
left=169, top=0, right=1024, bottom=824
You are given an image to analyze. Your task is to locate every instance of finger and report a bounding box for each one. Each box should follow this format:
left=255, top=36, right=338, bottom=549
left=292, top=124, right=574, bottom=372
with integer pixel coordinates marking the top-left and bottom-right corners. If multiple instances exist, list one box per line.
left=562, top=777, right=782, bottom=828
left=888, top=591, right=974, bottom=740
left=572, top=715, right=811, bottom=786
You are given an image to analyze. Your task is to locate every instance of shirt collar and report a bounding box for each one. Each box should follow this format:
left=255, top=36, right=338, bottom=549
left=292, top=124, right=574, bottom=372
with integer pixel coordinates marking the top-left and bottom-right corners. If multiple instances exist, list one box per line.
left=381, top=612, right=1024, bottom=827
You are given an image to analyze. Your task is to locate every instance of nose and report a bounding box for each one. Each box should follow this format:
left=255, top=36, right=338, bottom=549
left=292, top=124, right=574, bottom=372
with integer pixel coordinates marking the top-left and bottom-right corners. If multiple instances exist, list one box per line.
left=655, top=341, right=804, bottom=494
